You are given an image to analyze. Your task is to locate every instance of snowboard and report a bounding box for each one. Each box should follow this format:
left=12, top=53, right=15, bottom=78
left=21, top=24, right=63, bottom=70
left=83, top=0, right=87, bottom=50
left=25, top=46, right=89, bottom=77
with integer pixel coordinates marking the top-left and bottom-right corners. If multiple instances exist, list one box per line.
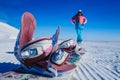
left=0, top=70, right=74, bottom=80
left=7, top=11, right=87, bottom=80
left=14, top=12, right=36, bottom=52
left=20, top=12, right=36, bottom=47
left=0, top=71, right=39, bottom=80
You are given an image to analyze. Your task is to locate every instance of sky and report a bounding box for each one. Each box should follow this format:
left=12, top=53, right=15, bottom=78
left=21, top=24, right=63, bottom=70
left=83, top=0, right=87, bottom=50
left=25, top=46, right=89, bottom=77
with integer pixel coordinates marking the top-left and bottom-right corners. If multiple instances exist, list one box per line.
left=0, top=0, right=120, bottom=41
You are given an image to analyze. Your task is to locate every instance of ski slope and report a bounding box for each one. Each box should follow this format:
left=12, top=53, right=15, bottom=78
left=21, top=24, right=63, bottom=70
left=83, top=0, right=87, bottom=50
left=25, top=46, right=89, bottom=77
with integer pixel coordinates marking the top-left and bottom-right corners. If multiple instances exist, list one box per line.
left=0, top=40, right=120, bottom=80
left=72, top=41, right=120, bottom=80
left=0, top=22, right=120, bottom=80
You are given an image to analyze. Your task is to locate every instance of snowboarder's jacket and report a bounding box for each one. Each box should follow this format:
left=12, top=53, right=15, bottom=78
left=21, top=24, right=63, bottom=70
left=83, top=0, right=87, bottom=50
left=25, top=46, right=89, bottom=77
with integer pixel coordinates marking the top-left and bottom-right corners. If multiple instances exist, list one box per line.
left=71, top=15, right=87, bottom=25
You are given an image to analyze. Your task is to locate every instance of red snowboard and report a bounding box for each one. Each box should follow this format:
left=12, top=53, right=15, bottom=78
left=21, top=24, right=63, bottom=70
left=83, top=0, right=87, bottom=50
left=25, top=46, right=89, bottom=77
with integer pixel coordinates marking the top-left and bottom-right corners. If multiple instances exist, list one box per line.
left=19, top=12, right=36, bottom=48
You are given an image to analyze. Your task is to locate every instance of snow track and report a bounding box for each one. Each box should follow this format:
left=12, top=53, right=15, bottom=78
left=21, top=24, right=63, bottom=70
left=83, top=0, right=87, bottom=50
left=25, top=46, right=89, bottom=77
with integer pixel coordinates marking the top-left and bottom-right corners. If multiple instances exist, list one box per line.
left=72, top=61, right=120, bottom=80
left=71, top=41, right=120, bottom=80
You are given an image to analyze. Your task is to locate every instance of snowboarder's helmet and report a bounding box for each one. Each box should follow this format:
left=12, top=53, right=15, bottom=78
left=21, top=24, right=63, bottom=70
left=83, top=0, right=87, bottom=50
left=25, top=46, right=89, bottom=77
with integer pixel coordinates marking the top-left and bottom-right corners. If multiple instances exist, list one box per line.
left=78, top=10, right=82, bottom=13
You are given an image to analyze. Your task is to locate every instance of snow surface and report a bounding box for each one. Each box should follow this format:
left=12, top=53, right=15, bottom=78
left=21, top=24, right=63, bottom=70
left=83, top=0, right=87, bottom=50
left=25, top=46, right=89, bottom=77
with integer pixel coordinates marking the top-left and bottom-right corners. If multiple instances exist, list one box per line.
left=0, top=22, right=120, bottom=80
left=0, top=22, right=18, bottom=40
left=0, top=22, right=19, bottom=64
left=73, top=41, right=120, bottom=80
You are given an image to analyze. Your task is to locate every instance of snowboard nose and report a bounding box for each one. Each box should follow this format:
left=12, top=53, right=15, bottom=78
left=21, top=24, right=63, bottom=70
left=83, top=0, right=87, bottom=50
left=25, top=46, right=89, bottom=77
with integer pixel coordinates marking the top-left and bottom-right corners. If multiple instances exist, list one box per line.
left=20, top=12, right=36, bottom=48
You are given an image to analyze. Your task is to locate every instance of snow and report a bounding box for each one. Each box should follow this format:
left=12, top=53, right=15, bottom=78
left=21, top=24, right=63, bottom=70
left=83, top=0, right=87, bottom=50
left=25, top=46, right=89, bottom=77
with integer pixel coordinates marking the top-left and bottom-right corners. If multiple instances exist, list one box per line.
left=0, top=22, right=120, bottom=79
left=82, top=41, right=120, bottom=73
left=0, top=22, right=19, bottom=64
left=0, top=22, right=18, bottom=40
left=72, top=41, right=120, bottom=80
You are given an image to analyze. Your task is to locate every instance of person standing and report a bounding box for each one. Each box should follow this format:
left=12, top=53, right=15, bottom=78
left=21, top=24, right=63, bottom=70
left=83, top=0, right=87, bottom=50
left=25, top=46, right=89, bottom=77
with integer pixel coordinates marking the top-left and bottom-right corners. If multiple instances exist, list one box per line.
left=71, top=10, right=87, bottom=44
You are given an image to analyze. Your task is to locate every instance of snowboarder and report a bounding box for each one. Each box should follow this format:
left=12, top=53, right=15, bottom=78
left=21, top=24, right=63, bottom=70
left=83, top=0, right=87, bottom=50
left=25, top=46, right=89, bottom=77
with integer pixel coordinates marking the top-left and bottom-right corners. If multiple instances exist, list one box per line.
left=71, top=10, right=87, bottom=44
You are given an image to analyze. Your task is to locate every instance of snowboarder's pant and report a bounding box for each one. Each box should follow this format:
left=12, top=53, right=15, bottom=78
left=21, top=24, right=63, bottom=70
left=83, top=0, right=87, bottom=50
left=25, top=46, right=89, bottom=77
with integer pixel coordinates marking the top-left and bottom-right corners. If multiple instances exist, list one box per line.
left=75, top=23, right=84, bottom=43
